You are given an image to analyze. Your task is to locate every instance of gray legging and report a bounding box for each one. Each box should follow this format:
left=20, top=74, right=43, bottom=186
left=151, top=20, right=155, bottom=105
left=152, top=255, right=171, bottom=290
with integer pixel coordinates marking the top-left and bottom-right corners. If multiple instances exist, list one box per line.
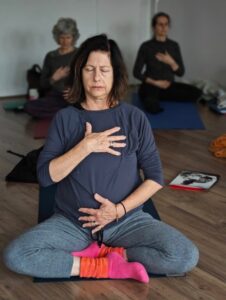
left=3, top=210, right=199, bottom=278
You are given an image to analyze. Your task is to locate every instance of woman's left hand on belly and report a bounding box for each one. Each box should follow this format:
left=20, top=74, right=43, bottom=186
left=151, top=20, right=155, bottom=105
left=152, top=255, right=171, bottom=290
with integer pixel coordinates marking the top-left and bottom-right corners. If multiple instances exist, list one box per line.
left=78, top=193, right=116, bottom=233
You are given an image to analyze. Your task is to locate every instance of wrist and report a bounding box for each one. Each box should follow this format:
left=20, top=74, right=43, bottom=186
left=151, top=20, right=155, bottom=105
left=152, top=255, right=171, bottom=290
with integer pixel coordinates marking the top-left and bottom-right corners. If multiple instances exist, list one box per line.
left=79, top=138, right=93, bottom=156
left=115, top=202, right=127, bottom=220
left=50, top=77, right=56, bottom=85
left=72, top=139, right=92, bottom=160
left=171, top=62, right=179, bottom=71
left=145, top=77, right=155, bottom=85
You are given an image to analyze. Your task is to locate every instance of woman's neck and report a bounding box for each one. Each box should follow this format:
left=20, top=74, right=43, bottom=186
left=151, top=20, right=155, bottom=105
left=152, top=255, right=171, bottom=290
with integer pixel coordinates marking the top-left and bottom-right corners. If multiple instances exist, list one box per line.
left=58, top=46, right=75, bottom=55
left=82, top=98, right=109, bottom=111
left=155, top=35, right=167, bottom=42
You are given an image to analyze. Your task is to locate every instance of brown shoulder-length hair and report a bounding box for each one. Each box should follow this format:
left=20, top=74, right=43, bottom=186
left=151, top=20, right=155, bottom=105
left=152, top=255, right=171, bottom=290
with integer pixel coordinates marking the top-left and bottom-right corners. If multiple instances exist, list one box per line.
left=66, top=34, right=128, bottom=107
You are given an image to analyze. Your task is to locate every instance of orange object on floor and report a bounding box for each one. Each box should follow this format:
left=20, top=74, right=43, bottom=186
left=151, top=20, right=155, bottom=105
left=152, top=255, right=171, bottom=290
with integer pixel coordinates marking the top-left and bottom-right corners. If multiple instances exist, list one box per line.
left=209, top=133, right=226, bottom=151
left=213, top=148, right=226, bottom=158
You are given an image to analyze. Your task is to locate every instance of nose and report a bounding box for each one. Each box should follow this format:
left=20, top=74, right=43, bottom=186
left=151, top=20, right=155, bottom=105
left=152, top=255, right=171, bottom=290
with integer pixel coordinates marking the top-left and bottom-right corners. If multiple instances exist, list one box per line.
left=93, top=69, right=101, bottom=81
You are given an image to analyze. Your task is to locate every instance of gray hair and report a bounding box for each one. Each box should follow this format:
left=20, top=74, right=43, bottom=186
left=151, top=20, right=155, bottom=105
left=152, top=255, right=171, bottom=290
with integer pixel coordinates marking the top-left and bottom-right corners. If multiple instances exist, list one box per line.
left=52, top=18, right=80, bottom=44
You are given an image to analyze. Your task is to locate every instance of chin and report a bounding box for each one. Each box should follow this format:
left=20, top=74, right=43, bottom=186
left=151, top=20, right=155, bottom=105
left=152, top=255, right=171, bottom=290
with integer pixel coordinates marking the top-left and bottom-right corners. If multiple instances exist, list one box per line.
left=91, top=91, right=108, bottom=99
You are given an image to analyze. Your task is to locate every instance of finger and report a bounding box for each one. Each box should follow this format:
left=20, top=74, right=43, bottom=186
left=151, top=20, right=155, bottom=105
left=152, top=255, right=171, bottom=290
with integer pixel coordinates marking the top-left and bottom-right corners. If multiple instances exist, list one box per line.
left=107, top=149, right=121, bottom=156
left=79, top=207, right=96, bottom=215
left=82, top=222, right=94, bottom=228
left=94, top=193, right=107, bottom=204
left=92, top=225, right=103, bottom=234
left=78, top=216, right=96, bottom=222
left=103, top=127, right=121, bottom=136
left=110, top=142, right=126, bottom=148
left=82, top=221, right=99, bottom=228
left=85, top=122, right=92, bottom=136
left=108, top=135, right=127, bottom=142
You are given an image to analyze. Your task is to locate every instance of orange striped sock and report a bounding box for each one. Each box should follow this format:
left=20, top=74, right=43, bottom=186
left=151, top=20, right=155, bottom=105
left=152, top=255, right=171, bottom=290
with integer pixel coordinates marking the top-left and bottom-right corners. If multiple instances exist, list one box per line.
left=80, top=256, right=108, bottom=278
left=99, top=245, right=124, bottom=257
left=71, top=242, right=124, bottom=258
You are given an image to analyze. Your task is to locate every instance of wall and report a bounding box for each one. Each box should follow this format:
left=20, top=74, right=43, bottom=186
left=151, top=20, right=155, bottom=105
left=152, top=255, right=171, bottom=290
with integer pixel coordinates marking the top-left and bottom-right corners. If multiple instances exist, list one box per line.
left=157, top=0, right=226, bottom=87
left=2, top=0, right=225, bottom=96
left=0, top=0, right=150, bottom=96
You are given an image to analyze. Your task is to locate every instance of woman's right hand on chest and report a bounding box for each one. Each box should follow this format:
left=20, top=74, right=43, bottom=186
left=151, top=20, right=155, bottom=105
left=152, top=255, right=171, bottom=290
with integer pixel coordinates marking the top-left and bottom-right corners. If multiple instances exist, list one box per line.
left=82, top=122, right=127, bottom=156
left=51, top=66, right=70, bottom=82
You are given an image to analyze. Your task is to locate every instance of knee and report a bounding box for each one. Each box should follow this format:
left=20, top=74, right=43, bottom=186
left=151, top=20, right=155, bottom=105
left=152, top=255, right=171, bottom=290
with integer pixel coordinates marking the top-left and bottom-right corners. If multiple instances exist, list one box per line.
left=178, top=243, right=199, bottom=274
left=3, top=240, right=26, bottom=274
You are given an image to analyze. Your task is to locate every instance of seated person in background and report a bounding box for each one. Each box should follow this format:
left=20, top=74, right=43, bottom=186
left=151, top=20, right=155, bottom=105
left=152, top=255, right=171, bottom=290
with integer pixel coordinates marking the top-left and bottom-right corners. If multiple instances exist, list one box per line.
left=25, top=17, right=80, bottom=119
left=133, top=12, right=202, bottom=114
left=4, top=34, right=199, bottom=283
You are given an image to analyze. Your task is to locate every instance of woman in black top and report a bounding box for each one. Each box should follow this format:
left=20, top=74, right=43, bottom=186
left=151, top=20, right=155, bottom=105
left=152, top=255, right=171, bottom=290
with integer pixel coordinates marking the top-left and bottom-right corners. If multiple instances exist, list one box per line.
left=133, top=12, right=202, bottom=113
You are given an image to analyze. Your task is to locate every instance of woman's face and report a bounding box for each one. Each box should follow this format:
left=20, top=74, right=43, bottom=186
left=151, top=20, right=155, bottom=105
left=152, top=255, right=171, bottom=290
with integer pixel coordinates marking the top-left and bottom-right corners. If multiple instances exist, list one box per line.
left=58, top=34, right=74, bottom=49
left=82, top=51, right=113, bottom=102
left=153, top=16, right=169, bottom=38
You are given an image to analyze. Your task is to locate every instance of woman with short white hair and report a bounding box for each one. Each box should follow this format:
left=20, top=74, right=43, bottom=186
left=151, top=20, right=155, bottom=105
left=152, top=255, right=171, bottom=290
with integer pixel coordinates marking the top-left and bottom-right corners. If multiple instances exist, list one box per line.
left=25, top=17, right=80, bottom=118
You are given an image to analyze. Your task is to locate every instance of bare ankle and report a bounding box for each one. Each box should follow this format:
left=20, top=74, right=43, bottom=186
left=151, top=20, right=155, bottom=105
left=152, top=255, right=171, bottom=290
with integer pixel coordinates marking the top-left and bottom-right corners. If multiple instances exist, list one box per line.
left=71, top=256, right=80, bottom=276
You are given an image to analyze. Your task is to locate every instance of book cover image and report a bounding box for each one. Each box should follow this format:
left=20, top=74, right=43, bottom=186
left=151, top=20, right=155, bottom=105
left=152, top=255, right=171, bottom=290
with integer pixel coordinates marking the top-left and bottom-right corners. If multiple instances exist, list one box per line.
left=169, top=170, right=220, bottom=190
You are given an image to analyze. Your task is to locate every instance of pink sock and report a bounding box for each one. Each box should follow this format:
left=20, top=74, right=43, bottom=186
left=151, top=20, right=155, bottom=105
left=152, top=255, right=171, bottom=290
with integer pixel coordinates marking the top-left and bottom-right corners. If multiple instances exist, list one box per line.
left=71, top=242, right=124, bottom=258
left=71, top=242, right=100, bottom=258
left=108, top=253, right=149, bottom=283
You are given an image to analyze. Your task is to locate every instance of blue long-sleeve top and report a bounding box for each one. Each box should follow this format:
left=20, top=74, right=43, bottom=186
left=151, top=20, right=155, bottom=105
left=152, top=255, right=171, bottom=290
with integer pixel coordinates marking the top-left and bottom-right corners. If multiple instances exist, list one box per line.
left=37, top=102, right=164, bottom=227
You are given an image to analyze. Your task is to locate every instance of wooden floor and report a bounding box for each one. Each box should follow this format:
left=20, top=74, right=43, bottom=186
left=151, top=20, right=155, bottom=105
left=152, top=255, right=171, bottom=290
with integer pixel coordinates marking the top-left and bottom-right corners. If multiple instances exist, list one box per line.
left=0, top=95, right=226, bottom=300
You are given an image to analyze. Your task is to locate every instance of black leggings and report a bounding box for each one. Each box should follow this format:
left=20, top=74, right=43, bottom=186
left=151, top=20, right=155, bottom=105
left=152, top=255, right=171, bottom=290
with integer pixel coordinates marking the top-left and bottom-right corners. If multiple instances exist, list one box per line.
left=24, top=90, right=68, bottom=119
left=139, top=82, right=202, bottom=113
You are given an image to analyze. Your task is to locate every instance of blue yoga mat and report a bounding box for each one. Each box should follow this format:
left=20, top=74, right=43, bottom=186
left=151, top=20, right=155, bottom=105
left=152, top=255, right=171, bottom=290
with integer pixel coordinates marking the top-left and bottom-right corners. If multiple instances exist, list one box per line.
left=132, top=93, right=205, bottom=129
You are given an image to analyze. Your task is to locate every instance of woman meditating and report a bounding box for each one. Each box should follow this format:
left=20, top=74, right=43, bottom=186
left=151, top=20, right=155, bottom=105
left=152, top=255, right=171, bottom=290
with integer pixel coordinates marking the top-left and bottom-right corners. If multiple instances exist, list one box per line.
left=25, top=17, right=79, bottom=118
left=4, top=34, right=199, bottom=283
left=133, top=12, right=202, bottom=114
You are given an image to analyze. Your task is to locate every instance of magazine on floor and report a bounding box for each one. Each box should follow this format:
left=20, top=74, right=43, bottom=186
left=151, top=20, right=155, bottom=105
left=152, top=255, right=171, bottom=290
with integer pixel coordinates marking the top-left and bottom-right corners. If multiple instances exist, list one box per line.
left=168, top=170, right=220, bottom=191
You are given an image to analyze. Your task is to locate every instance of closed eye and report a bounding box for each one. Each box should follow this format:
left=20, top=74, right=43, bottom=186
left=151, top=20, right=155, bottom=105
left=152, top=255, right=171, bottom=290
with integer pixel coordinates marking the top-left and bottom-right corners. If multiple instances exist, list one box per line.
left=100, top=68, right=111, bottom=72
left=84, top=67, right=94, bottom=72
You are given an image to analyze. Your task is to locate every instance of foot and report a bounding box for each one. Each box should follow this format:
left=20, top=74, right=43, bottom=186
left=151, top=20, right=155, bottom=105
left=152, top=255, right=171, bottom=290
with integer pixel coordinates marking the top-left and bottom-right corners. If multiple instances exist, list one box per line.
left=71, top=242, right=124, bottom=258
left=108, top=253, right=149, bottom=283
